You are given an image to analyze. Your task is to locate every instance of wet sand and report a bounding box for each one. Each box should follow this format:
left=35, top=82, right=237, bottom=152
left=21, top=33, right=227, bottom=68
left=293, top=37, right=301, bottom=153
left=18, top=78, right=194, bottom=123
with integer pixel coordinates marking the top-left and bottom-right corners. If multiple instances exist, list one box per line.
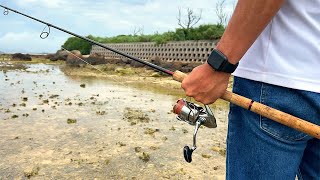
left=0, top=61, right=229, bottom=179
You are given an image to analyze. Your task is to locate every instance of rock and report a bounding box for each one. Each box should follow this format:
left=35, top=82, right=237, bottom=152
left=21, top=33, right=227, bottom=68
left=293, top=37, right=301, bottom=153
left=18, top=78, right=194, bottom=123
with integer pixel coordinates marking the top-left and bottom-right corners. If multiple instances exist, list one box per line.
left=116, top=142, right=126, bottom=147
left=120, top=57, right=131, bottom=64
left=150, top=72, right=161, bottom=77
left=115, top=68, right=135, bottom=75
left=66, top=50, right=84, bottom=66
left=12, top=115, right=19, bottom=119
left=23, top=113, right=29, bottom=117
left=144, top=128, right=159, bottom=136
left=67, top=119, right=77, bottom=124
left=147, top=56, right=162, bottom=66
left=130, top=60, right=145, bottom=68
left=139, top=152, right=150, bottom=162
left=149, top=146, right=159, bottom=150
left=12, top=53, right=32, bottom=61
left=107, top=58, right=124, bottom=65
left=182, top=128, right=188, bottom=134
left=211, top=146, right=226, bottom=157
left=49, top=95, right=59, bottom=99
left=161, top=136, right=168, bottom=141
left=160, top=61, right=199, bottom=73
left=104, top=159, right=110, bottom=165
left=169, top=126, right=176, bottom=131
left=50, top=50, right=68, bottom=61
left=20, top=103, right=26, bottom=107
left=145, top=56, right=166, bottom=71
left=85, top=53, right=108, bottom=65
left=134, top=147, right=142, bottom=153
left=96, top=110, right=106, bottom=115
left=201, top=154, right=212, bottom=158
left=162, top=61, right=182, bottom=71
left=24, top=166, right=40, bottom=178
left=123, top=107, right=150, bottom=125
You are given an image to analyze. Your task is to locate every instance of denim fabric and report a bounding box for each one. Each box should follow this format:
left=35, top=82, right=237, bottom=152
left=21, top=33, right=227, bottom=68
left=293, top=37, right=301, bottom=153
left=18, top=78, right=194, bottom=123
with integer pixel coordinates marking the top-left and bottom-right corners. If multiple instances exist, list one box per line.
left=227, top=77, right=320, bottom=180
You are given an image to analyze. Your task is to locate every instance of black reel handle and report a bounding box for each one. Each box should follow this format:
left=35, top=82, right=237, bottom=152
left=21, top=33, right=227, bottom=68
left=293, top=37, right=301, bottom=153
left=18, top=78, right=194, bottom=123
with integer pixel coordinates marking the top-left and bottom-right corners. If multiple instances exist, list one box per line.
left=183, top=146, right=194, bottom=163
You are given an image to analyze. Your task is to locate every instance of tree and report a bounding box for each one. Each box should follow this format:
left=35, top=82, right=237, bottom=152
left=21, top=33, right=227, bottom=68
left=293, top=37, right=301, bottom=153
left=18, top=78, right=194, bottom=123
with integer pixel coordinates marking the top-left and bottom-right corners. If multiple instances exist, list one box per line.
left=132, top=26, right=144, bottom=36
left=215, top=0, right=228, bottom=27
left=62, top=36, right=92, bottom=55
left=177, top=7, right=202, bottom=39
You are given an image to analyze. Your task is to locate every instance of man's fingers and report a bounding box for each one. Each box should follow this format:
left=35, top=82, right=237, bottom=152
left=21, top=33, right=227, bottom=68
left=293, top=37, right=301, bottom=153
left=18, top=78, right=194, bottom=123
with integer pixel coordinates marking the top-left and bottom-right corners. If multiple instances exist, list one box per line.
left=181, top=76, right=195, bottom=97
left=193, top=94, right=218, bottom=105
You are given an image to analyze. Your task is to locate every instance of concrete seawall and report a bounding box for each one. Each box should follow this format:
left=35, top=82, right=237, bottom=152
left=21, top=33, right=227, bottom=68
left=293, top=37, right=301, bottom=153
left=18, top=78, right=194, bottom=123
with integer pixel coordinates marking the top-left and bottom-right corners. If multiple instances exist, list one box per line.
left=91, top=40, right=218, bottom=63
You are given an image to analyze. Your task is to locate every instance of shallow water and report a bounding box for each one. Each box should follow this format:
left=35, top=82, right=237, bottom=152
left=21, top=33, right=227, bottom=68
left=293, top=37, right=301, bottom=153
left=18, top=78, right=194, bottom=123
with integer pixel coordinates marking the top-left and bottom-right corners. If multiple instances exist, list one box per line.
left=0, top=64, right=228, bottom=179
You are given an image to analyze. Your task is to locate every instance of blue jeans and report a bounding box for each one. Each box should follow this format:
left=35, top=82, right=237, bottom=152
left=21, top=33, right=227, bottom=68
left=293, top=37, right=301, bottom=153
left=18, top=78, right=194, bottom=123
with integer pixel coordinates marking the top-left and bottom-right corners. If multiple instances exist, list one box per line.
left=227, top=77, right=320, bottom=180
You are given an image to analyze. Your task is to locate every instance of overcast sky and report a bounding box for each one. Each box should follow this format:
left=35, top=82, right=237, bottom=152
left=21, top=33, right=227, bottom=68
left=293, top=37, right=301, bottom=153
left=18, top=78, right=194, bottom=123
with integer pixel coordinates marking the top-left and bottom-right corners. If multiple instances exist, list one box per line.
left=0, top=0, right=235, bottom=54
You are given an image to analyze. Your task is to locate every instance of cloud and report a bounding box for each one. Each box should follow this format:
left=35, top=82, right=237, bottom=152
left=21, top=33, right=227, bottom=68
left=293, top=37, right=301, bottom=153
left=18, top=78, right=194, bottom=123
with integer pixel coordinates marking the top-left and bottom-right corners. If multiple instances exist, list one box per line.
left=1, top=0, right=236, bottom=53
left=0, top=31, right=67, bottom=53
left=15, top=0, right=65, bottom=8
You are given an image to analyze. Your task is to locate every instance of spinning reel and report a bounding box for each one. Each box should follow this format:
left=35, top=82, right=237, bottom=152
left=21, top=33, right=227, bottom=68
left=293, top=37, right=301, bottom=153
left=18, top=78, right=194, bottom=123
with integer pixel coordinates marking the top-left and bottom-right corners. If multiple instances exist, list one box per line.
left=173, top=98, right=217, bottom=163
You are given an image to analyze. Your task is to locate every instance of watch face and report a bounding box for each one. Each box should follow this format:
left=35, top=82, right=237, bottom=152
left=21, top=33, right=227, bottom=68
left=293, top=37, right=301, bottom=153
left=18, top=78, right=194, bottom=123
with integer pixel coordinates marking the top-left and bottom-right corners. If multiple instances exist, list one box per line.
left=207, top=49, right=238, bottom=73
left=208, top=50, right=226, bottom=70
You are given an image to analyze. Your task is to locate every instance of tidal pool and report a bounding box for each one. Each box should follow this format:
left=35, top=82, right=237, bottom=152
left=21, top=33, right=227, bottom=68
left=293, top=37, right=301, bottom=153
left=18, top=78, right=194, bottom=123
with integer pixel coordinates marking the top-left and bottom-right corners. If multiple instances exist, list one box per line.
left=0, top=63, right=228, bottom=179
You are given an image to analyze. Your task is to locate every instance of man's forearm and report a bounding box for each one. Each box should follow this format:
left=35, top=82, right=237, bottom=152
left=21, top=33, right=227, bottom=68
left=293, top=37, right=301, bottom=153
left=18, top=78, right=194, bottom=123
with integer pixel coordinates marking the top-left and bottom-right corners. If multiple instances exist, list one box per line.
left=216, top=0, right=285, bottom=64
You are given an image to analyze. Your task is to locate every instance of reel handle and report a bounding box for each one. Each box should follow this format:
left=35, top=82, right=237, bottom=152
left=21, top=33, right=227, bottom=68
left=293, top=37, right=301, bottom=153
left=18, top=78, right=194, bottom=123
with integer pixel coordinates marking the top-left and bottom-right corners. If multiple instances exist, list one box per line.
left=172, top=70, right=320, bottom=139
left=183, top=119, right=203, bottom=163
left=183, top=146, right=193, bottom=163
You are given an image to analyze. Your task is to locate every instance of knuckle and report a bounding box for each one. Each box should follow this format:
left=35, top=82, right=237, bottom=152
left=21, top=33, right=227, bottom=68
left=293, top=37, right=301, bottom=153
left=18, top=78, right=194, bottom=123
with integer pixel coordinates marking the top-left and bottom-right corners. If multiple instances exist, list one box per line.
left=181, top=81, right=187, bottom=90
left=204, top=99, right=213, bottom=105
left=185, top=90, right=193, bottom=97
left=194, top=96, right=202, bottom=102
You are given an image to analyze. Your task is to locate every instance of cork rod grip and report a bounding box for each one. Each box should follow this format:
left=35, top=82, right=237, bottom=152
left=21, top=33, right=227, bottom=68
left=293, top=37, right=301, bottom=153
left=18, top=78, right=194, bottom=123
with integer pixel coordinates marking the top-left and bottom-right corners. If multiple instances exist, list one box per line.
left=172, top=70, right=320, bottom=139
left=172, top=70, right=187, bottom=82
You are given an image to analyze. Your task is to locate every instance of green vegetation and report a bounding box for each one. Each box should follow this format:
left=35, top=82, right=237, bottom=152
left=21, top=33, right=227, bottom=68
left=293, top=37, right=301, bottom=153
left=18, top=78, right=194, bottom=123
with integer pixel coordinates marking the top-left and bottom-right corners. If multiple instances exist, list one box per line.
left=62, top=37, right=92, bottom=55
left=62, top=24, right=224, bottom=55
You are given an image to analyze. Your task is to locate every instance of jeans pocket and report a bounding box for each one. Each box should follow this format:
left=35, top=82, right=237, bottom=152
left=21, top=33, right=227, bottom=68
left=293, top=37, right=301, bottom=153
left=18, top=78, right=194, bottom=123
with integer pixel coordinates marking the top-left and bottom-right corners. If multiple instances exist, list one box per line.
left=259, top=83, right=309, bottom=142
left=260, top=116, right=309, bottom=142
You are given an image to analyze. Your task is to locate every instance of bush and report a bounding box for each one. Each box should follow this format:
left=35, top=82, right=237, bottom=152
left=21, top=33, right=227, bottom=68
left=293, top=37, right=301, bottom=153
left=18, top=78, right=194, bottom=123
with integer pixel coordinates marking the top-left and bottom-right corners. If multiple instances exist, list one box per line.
left=62, top=24, right=225, bottom=53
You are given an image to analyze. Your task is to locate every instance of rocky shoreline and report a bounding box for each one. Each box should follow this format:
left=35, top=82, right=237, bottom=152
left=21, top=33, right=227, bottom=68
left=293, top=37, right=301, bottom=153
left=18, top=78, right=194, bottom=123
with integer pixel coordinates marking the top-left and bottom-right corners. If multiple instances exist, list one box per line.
left=0, top=55, right=229, bottom=179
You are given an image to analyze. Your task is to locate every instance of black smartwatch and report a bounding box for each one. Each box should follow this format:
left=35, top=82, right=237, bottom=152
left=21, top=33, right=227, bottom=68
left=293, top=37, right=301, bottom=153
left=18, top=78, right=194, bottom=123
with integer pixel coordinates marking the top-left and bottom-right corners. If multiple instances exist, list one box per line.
left=207, top=49, right=238, bottom=73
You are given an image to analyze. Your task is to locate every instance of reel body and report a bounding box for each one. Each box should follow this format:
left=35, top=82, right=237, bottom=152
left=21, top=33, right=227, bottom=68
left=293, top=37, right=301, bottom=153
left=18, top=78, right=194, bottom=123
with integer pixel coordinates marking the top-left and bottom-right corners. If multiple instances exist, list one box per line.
left=173, top=98, right=217, bottom=163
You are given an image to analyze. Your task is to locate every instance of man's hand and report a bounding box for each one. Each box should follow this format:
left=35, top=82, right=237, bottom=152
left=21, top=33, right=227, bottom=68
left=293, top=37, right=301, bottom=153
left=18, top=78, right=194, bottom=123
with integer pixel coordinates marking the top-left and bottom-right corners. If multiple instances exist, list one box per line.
left=181, top=63, right=230, bottom=105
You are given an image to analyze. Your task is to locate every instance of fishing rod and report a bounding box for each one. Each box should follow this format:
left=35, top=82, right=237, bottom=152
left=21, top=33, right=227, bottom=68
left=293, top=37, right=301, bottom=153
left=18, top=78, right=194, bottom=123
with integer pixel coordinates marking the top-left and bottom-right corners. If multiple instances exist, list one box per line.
left=2, top=5, right=320, bottom=163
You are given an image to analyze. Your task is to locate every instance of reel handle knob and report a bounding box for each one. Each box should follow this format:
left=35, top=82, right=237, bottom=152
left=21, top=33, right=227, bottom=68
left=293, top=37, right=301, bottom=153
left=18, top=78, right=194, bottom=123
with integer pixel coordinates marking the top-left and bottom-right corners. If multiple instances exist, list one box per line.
left=183, top=146, right=194, bottom=163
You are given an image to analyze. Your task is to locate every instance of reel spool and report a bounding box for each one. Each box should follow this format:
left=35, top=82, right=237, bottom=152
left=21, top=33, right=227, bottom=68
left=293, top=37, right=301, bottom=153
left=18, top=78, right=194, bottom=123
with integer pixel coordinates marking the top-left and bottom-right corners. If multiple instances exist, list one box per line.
left=173, top=99, right=217, bottom=163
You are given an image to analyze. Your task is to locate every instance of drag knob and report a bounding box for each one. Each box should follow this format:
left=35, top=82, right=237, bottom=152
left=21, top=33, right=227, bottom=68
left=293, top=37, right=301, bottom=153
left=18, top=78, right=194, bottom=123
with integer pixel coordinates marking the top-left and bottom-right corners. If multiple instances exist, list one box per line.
left=183, top=146, right=193, bottom=163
